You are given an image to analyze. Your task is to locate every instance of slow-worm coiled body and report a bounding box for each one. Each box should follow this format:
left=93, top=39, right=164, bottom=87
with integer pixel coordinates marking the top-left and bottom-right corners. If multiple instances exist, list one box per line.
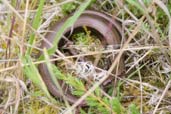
left=38, top=10, right=124, bottom=106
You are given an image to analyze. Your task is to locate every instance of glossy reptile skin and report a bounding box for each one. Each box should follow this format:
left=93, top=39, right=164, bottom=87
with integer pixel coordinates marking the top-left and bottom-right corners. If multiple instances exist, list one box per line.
left=38, top=10, right=124, bottom=106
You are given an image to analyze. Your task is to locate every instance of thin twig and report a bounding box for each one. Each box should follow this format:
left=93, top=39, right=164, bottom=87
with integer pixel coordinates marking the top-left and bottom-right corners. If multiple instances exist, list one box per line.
left=152, top=80, right=171, bottom=114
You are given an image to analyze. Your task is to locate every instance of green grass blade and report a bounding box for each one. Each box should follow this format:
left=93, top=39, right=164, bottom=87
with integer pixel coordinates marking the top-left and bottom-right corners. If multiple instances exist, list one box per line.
left=26, top=0, right=45, bottom=55
left=22, top=55, right=53, bottom=100
left=43, top=48, right=70, bottom=108
left=47, top=0, right=92, bottom=55
left=43, top=48, right=61, bottom=93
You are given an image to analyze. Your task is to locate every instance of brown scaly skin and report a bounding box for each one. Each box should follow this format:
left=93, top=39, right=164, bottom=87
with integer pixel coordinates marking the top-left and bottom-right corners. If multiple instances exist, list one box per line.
left=38, top=10, right=124, bottom=106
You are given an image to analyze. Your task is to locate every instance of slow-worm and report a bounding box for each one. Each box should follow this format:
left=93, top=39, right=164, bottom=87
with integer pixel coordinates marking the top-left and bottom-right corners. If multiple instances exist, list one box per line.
left=38, top=10, right=124, bottom=106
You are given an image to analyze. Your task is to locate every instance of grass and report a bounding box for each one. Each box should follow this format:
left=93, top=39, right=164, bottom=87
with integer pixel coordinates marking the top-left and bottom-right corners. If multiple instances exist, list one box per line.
left=26, top=0, right=45, bottom=55
left=0, top=0, right=171, bottom=114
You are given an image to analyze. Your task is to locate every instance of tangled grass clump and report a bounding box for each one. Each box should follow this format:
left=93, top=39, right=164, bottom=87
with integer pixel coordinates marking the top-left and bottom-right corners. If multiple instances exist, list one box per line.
left=0, top=0, right=171, bottom=114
